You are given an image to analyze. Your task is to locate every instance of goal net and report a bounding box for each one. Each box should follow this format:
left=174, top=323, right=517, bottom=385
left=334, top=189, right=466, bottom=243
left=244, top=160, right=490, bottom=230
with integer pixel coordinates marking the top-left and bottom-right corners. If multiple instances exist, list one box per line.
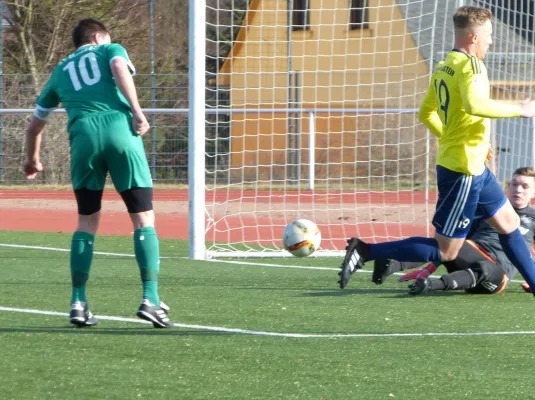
left=195, top=0, right=535, bottom=258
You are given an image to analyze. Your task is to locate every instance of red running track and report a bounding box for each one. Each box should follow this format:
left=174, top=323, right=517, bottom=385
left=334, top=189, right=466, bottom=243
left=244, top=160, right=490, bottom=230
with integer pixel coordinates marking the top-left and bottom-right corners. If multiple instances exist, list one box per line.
left=0, top=190, right=431, bottom=249
left=0, top=189, right=437, bottom=204
left=0, top=208, right=428, bottom=250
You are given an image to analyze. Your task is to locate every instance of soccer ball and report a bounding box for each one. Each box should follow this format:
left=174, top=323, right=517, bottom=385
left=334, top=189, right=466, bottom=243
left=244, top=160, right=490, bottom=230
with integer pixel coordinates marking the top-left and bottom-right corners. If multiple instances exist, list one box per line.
left=282, top=219, right=322, bottom=257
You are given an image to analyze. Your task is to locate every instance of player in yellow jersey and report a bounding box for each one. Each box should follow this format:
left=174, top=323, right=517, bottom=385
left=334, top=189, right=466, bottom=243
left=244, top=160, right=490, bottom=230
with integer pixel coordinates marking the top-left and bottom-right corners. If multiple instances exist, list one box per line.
left=338, top=6, right=535, bottom=296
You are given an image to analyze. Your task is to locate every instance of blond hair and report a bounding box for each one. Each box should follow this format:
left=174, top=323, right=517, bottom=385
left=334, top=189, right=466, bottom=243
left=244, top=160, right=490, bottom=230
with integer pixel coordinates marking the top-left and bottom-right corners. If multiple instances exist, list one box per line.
left=453, top=6, right=493, bottom=31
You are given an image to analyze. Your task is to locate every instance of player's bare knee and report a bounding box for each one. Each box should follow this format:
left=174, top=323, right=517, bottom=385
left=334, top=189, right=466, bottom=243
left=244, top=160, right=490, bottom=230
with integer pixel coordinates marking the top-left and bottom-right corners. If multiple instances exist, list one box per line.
left=435, top=235, right=463, bottom=262
left=499, top=212, right=519, bottom=234
left=76, top=211, right=101, bottom=235
left=437, top=242, right=461, bottom=261
left=119, top=187, right=154, bottom=230
left=439, top=249, right=459, bottom=262
left=73, top=188, right=103, bottom=235
left=487, top=203, right=520, bottom=234
left=130, top=210, right=155, bottom=230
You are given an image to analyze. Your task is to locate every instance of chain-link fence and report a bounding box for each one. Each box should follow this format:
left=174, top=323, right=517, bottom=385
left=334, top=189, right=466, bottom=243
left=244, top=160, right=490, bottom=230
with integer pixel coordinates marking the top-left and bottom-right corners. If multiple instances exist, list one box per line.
left=0, top=73, right=230, bottom=184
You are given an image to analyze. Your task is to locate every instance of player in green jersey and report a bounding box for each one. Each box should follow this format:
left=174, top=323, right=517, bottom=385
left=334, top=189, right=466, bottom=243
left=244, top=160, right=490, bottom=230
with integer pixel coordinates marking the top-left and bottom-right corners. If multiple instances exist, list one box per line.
left=23, top=18, right=173, bottom=328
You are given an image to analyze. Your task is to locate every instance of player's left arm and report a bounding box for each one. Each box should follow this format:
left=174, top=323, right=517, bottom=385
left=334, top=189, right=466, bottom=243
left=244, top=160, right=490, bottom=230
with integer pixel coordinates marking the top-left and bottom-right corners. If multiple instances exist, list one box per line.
left=459, top=60, right=533, bottom=118
left=418, top=83, right=443, bottom=138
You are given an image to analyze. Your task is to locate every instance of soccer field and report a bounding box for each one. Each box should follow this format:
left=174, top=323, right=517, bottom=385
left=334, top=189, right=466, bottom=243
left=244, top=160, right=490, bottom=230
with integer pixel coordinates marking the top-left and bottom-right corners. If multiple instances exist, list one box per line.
left=1, top=231, right=535, bottom=399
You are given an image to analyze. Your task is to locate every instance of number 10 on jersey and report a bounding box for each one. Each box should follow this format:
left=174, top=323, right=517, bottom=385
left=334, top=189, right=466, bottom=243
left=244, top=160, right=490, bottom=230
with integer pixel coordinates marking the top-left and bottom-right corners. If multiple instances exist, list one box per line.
left=63, top=53, right=101, bottom=91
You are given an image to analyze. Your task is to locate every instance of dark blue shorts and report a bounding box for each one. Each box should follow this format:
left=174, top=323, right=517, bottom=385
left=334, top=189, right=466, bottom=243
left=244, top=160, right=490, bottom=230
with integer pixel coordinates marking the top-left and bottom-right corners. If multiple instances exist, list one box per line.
left=432, top=165, right=507, bottom=238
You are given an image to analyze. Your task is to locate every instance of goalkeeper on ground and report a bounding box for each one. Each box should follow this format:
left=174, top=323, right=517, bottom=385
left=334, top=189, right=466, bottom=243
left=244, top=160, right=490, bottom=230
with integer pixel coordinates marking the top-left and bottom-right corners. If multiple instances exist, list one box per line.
left=372, top=167, right=535, bottom=295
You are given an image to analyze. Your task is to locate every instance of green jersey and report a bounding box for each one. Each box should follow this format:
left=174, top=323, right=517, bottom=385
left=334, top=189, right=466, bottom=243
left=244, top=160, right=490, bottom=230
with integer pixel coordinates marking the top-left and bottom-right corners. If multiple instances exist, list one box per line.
left=35, top=43, right=135, bottom=129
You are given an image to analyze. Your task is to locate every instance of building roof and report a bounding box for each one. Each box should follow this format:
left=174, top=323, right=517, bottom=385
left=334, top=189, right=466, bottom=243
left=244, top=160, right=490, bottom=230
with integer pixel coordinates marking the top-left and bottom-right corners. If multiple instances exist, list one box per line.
left=397, top=0, right=535, bottom=83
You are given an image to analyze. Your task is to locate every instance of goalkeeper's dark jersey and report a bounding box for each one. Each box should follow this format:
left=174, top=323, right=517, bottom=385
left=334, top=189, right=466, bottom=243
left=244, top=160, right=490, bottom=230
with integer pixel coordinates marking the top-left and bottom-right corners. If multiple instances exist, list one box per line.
left=469, top=206, right=535, bottom=278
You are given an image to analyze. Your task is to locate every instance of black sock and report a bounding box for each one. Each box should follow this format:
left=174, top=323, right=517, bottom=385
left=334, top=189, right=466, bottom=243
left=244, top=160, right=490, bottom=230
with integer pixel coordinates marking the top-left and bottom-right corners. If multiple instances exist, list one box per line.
left=432, top=270, right=477, bottom=291
left=429, top=278, right=446, bottom=291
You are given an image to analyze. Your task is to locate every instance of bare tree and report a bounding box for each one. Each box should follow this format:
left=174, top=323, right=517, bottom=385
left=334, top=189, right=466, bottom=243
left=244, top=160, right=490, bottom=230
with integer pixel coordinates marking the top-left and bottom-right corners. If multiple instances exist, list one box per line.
left=3, top=0, right=150, bottom=92
left=0, top=0, right=246, bottom=183
left=2, top=0, right=152, bottom=182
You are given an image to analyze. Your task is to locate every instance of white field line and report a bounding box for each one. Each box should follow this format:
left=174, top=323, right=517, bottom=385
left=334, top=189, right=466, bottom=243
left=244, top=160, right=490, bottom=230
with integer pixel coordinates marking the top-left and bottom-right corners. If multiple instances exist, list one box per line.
left=0, top=242, right=526, bottom=283
left=206, top=258, right=338, bottom=271
left=0, top=242, right=532, bottom=338
left=0, top=243, right=168, bottom=259
left=2, top=306, right=535, bottom=338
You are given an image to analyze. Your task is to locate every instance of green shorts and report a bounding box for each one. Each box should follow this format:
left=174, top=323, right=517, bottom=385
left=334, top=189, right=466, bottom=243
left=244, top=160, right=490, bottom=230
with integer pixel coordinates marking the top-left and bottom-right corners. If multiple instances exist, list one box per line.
left=69, top=111, right=152, bottom=193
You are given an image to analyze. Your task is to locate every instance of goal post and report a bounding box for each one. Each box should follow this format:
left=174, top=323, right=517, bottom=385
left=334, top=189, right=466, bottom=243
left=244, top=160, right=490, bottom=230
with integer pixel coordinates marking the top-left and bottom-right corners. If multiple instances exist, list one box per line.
left=188, top=0, right=206, bottom=260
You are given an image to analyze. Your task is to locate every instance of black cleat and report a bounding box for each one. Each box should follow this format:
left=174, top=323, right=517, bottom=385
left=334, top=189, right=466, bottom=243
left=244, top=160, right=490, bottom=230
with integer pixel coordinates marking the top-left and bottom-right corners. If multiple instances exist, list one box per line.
left=408, top=277, right=432, bottom=296
left=136, top=300, right=174, bottom=328
left=69, top=302, right=98, bottom=327
left=372, top=258, right=399, bottom=285
left=338, top=238, right=367, bottom=289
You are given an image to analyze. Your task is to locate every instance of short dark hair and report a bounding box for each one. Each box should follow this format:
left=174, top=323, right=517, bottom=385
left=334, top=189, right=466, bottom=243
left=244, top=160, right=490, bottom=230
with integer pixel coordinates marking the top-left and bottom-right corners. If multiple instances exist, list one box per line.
left=453, top=6, right=493, bottom=30
left=72, top=18, right=109, bottom=48
left=513, top=167, right=535, bottom=179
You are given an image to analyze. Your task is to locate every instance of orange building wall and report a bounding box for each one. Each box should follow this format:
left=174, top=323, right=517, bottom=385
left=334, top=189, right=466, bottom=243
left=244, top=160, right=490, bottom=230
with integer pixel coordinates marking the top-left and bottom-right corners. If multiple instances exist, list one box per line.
left=218, top=0, right=432, bottom=181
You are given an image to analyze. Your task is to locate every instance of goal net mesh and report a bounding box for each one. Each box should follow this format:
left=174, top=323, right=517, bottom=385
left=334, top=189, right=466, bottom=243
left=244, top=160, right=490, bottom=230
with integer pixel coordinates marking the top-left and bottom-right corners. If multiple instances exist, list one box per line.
left=203, top=0, right=534, bottom=257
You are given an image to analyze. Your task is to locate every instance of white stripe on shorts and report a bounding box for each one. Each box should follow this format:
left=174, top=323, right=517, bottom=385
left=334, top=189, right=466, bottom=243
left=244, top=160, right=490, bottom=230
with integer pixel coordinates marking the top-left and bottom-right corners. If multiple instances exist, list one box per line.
left=443, top=175, right=472, bottom=237
left=442, top=175, right=468, bottom=235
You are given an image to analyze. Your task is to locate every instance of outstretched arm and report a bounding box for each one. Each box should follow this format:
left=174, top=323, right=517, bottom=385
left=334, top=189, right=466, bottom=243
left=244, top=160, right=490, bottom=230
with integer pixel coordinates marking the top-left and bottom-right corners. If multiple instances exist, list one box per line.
left=462, top=92, right=535, bottom=119
left=459, top=60, right=535, bottom=118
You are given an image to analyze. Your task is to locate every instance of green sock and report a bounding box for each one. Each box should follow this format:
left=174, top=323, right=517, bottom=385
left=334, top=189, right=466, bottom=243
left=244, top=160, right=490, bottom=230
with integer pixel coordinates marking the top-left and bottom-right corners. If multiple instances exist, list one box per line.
left=134, top=227, right=161, bottom=305
left=70, top=231, right=95, bottom=304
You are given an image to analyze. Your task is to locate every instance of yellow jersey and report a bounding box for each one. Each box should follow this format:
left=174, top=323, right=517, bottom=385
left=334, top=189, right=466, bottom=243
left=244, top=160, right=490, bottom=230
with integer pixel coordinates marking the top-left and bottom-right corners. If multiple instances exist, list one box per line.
left=419, top=50, right=521, bottom=175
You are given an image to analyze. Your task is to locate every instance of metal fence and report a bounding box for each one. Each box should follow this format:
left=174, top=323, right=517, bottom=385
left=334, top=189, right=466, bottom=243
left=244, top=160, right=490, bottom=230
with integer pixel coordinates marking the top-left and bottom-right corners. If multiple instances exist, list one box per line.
left=0, top=73, right=230, bottom=184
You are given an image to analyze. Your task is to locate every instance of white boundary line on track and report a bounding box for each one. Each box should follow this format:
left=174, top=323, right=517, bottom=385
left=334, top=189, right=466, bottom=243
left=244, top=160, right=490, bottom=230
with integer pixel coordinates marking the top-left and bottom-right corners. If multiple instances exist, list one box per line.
left=2, top=306, right=535, bottom=338
left=0, top=242, right=526, bottom=283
